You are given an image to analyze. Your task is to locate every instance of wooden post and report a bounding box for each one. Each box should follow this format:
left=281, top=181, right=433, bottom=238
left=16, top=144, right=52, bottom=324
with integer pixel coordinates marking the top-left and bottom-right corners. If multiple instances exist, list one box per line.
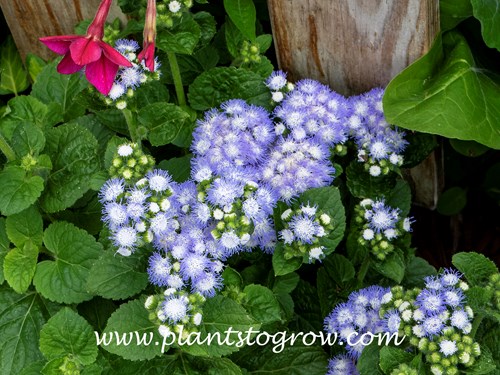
left=0, top=0, right=126, bottom=61
left=267, top=0, right=442, bottom=208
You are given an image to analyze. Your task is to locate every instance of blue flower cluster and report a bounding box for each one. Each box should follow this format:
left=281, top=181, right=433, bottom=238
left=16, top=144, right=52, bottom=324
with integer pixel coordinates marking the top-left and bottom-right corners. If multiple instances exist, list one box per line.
left=279, top=204, right=334, bottom=261
left=355, top=198, right=413, bottom=260
left=104, top=39, right=161, bottom=109
left=323, top=269, right=481, bottom=375
left=348, top=88, right=408, bottom=176
left=324, top=285, right=390, bottom=359
left=380, top=269, right=481, bottom=375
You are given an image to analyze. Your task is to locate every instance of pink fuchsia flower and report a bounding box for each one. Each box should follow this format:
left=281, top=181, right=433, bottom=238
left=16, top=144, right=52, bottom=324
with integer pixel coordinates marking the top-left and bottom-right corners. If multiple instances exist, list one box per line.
left=39, top=0, right=132, bottom=95
left=138, top=0, right=157, bottom=71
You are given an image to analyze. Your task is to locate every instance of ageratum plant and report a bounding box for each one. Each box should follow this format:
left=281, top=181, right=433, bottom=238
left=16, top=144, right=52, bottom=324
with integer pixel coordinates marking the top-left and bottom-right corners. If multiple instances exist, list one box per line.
left=0, top=0, right=497, bottom=375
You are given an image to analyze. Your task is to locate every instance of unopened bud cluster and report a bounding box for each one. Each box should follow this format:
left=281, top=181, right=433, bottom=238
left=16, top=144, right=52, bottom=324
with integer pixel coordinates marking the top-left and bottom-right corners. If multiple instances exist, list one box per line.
left=485, top=272, right=500, bottom=312
left=354, top=198, right=412, bottom=260
left=390, top=363, right=418, bottom=375
left=156, top=0, right=193, bottom=28
left=109, top=143, right=155, bottom=183
left=278, top=203, right=334, bottom=262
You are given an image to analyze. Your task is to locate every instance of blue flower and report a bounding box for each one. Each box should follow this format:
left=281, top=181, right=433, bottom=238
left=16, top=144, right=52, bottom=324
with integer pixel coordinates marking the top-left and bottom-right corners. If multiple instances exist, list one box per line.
left=422, top=315, right=445, bottom=337
left=159, top=295, right=188, bottom=324
left=416, top=289, right=446, bottom=315
left=148, top=252, right=172, bottom=287
left=115, top=39, right=140, bottom=54
left=99, top=178, right=125, bottom=202
left=327, top=354, right=359, bottom=375
left=146, top=169, right=174, bottom=194
left=265, top=71, right=288, bottom=91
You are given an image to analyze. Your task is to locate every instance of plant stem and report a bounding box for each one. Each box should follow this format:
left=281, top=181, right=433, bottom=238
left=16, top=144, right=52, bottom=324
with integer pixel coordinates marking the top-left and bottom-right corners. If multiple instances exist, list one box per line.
left=357, top=255, right=371, bottom=284
left=122, top=108, right=138, bottom=144
left=167, top=51, right=187, bottom=107
left=0, top=133, right=16, bottom=161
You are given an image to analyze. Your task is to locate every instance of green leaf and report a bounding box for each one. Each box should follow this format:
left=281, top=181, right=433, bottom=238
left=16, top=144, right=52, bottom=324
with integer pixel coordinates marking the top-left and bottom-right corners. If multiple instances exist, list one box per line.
left=1, top=96, right=61, bottom=139
left=379, top=346, right=416, bottom=373
left=134, top=80, right=170, bottom=109
left=5, top=205, right=43, bottom=248
left=157, top=16, right=201, bottom=55
left=40, top=123, right=100, bottom=213
left=383, top=32, right=500, bottom=149
left=272, top=272, right=299, bottom=294
left=77, top=297, right=117, bottom=333
left=182, top=295, right=259, bottom=357
left=223, top=0, right=257, bottom=41
left=242, top=284, right=282, bottom=324
left=87, top=250, right=148, bottom=300
left=3, top=242, right=38, bottom=294
left=436, top=186, right=467, bottom=215
left=40, top=307, right=98, bottom=365
left=403, top=256, right=437, bottom=288
left=158, top=155, right=193, bottom=183
left=298, top=186, right=346, bottom=256
left=11, top=122, right=46, bottom=157
left=33, top=222, right=103, bottom=304
left=440, top=0, right=473, bottom=31
left=230, top=341, right=328, bottom=375
left=222, top=267, right=243, bottom=289
left=101, top=297, right=164, bottom=361
left=94, top=109, right=128, bottom=135
left=402, top=133, right=438, bottom=169
left=224, top=17, right=246, bottom=58
left=0, top=36, right=29, bottom=95
left=0, top=285, right=60, bottom=375
left=138, top=103, right=191, bottom=146
left=471, top=0, right=500, bottom=51
left=194, top=11, right=217, bottom=48
left=25, top=53, right=47, bottom=83
left=0, top=166, right=44, bottom=216
left=272, top=243, right=302, bottom=276
left=256, top=34, right=273, bottom=53
left=322, top=254, right=356, bottom=285
left=31, top=60, right=88, bottom=121
left=0, top=218, right=8, bottom=284
left=452, top=252, right=498, bottom=285
left=357, top=343, right=383, bottom=375
left=385, top=179, right=412, bottom=217
left=450, top=139, right=490, bottom=157
left=188, top=67, right=271, bottom=111
left=372, top=250, right=406, bottom=283
left=346, top=161, right=396, bottom=198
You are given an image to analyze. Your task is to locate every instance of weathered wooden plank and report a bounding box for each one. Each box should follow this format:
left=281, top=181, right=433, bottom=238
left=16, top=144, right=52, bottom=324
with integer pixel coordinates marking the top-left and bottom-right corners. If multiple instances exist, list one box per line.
left=267, top=0, right=442, bottom=208
left=267, top=0, right=439, bottom=95
left=0, top=0, right=126, bottom=61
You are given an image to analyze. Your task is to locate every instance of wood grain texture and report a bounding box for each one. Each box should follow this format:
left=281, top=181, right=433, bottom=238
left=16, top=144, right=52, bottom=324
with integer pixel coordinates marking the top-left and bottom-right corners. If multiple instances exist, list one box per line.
left=267, top=0, right=439, bottom=95
left=0, top=0, right=127, bottom=61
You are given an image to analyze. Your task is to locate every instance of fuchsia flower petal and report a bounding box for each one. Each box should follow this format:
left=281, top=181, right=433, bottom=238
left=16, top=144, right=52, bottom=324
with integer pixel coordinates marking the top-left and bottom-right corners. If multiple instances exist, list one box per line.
left=85, top=55, right=120, bottom=95
left=70, top=37, right=103, bottom=66
left=39, top=35, right=81, bottom=55
left=99, top=42, right=133, bottom=67
left=138, top=42, right=156, bottom=72
left=57, top=53, right=83, bottom=74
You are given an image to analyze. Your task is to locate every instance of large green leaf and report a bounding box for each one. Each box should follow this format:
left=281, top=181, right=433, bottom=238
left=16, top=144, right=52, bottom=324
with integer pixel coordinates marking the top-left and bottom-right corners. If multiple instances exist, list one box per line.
left=11, top=122, right=46, bottom=158
left=31, top=60, right=88, bottom=121
left=452, top=251, right=498, bottom=285
left=101, top=297, right=164, bottom=361
left=0, top=285, right=60, bottom=375
left=39, top=307, right=98, bottom=365
left=0, top=166, right=44, bottom=216
left=188, top=67, right=271, bottom=111
left=182, top=295, right=259, bottom=357
left=223, top=0, right=256, bottom=41
left=5, top=205, right=43, bottom=248
left=471, top=0, right=500, bottom=51
left=231, top=341, right=328, bottom=375
left=440, top=0, right=473, bottom=31
left=33, top=222, right=103, bottom=304
left=87, top=250, right=148, bottom=300
left=241, top=284, right=282, bottom=324
left=40, top=123, right=100, bottom=213
left=156, top=16, right=201, bottom=55
left=3, top=242, right=38, bottom=294
left=138, top=103, right=191, bottom=146
left=0, top=36, right=29, bottom=95
left=0, top=218, right=8, bottom=284
left=384, top=32, right=500, bottom=149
